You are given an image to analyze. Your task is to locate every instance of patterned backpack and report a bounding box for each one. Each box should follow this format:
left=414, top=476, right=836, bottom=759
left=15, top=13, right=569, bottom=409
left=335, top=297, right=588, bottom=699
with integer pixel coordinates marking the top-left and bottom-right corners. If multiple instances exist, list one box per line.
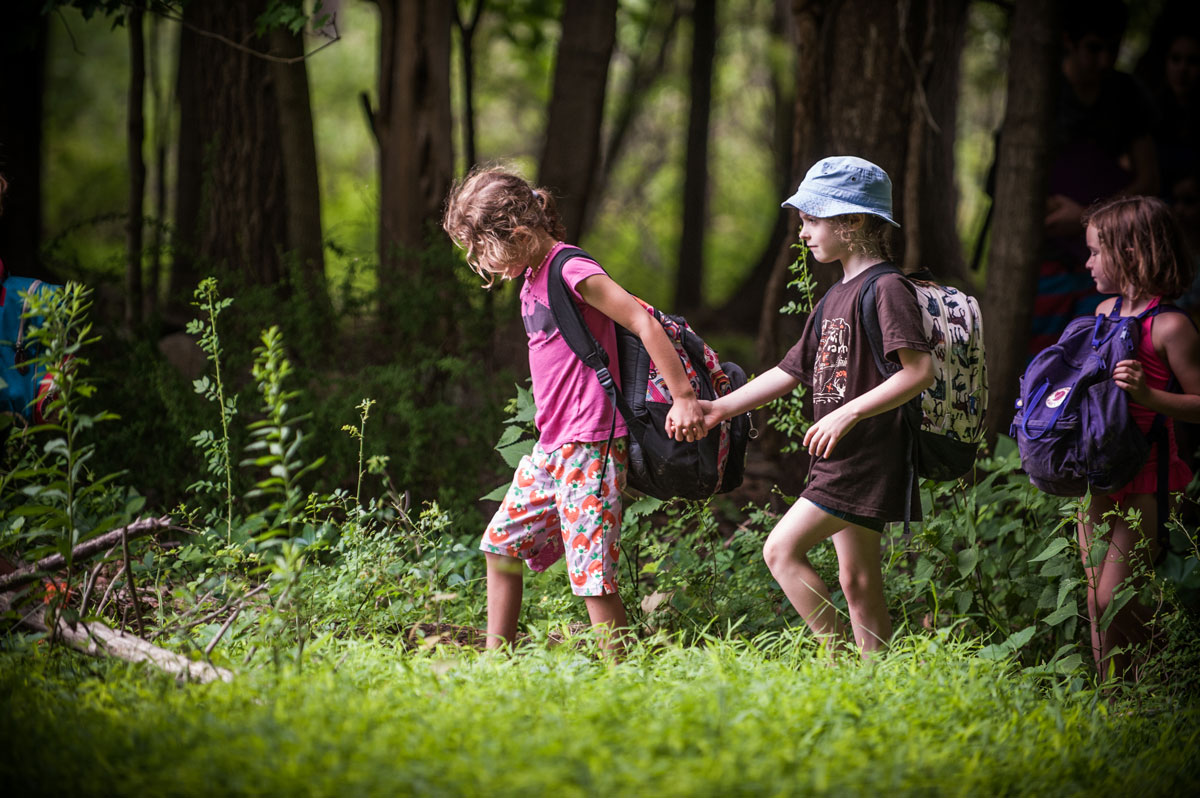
left=810, top=264, right=988, bottom=481
left=546, top=247, right=753, bottom=501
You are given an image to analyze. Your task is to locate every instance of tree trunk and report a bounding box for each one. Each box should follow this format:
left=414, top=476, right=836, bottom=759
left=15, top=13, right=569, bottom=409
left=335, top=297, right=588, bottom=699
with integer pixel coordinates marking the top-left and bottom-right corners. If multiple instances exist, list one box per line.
left=901, top=0, right=969, bottom=284
left=756, top=0, right=829, bottom=367
left=537, top=0, right=617, bottom=242
left=719, top=0, right=794, bottom=337
left=126, top=7, right=146, bottom=329
left=583, top=2, right=683, bottom=235
left=171, top=0, right=289, bottom=314
left=756, top=0, right=968, bottom=364
left=269, top=25, right=331, bottom=321
left=146, top=13, right=173, bottom=322
left=374, top=0, right=454, bottom=289
left=984, top=0, right=1059, bottom=440
left=453, top=1, right=486, bottom=171
left=0, top=4, right=49, bottom=281
left=674, top=0, right=717, bottom=314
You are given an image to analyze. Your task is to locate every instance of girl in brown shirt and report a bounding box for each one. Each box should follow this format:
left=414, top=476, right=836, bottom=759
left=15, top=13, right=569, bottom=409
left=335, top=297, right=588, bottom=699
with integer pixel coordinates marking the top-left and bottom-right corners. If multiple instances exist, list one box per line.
left=701, top=156, right=932, bottom=656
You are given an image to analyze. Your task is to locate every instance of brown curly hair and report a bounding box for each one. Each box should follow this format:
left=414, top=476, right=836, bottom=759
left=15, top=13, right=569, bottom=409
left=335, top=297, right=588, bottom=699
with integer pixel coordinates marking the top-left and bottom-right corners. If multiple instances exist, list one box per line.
left=1083, top=195, right=1194, bottom=300
left=442, top=166, right=567, bottom=288
left=829, top=213, right=899, bottom=263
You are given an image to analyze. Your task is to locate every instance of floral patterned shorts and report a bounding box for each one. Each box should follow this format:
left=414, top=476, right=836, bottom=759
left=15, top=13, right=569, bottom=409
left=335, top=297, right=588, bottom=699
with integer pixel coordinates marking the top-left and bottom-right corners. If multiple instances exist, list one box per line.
left=482, top=438, right=627, bottom=596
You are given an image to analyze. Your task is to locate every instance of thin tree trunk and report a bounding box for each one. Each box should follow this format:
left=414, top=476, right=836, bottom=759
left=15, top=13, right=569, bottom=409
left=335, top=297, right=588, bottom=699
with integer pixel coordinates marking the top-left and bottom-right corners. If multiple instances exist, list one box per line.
left=453, top=1, right=486, bottom=171
left=583, top=2, right=683, bottom=234
left=902, top=0, right=969, bottom=283
left=145, top=13, right=172, bottom=322
left=757, top=0, right=827, bottom=366
left=0, top=4, right=49, bottom=281
left=269, top=25, right=331, bottom=320
left=375, top=0, right=453, bottom=287
left=675, top=0, right=717, bottom=313
left=537, top=0, right=617, bottom=242
left=719, top=0, right=794, bottom=334
left=984, top=0, right=1059, bottom=440
left=126, top=7, right=146, bottom=329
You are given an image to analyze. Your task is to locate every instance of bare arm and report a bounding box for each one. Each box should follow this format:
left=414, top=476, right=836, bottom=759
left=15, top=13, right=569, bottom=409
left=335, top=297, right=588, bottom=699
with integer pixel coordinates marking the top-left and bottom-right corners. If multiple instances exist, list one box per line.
left=700, top=367, right=802, bottom=429
left=1114, top=312, right=1200, bottom=423
left=803, top=348, right=934, bottom=459
left=1120, top=134, right=1160, bottom=199
left=577, top=273, right=706, bottom=441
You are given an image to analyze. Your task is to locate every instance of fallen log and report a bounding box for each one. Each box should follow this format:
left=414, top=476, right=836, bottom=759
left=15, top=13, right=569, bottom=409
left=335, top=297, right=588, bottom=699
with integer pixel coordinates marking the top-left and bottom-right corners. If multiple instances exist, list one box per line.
left=0, top=591, right=233, bottom=683
left=0, top=516, right=173, bottom=594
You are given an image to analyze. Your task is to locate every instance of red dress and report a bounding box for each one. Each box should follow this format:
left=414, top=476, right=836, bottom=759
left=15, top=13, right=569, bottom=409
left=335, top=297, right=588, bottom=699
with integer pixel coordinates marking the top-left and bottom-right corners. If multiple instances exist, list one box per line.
left=1108, top=297, right=1193, bottom=504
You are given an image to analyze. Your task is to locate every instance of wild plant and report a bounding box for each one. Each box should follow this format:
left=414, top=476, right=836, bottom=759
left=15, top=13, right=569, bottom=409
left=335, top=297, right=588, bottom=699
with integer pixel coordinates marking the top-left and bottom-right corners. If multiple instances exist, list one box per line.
left=0, top=282, right=137, bottom=622
left=241, top=324, right=325, bottom=543
left=767, top=243, right=815, bottom=449
left=341, top=397, right=377, bottom=518
left=186, top=277, right=238, bottom=541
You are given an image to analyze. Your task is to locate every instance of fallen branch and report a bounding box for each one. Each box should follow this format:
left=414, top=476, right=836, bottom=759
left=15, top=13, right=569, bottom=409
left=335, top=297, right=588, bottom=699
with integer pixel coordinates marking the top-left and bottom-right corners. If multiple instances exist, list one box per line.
left=0, top=516, right=173, bottom=593
left=0, top=591, right=232, bottom=683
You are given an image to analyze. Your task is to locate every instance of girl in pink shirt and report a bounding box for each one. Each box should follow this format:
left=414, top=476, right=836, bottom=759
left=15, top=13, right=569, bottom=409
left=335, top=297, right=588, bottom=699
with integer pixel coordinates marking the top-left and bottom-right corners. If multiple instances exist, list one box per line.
left=1080, top=195, right=1200, bottom=681
left=443, top=167, right=705, bottom=654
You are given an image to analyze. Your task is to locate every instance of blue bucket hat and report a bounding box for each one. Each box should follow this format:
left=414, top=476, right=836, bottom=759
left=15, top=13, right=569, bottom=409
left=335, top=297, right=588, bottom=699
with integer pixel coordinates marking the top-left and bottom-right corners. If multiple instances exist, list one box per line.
left=781, top=156, right=900, bottom=227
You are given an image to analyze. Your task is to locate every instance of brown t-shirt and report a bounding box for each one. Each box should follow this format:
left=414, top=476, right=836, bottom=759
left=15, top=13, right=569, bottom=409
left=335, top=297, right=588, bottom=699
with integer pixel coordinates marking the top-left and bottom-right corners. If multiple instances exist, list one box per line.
left=778, top=263, right=930, bottom=521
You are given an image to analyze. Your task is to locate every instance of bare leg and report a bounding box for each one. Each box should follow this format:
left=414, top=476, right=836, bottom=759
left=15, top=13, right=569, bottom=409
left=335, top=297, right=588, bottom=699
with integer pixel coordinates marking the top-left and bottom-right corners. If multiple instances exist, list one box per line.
left=583, top=593, right=629, bottom=656
left=832, top=525, right=892, bottom=656
left=1078, top=494, right=1159, bottom=681
left=484, top=552, right=523, bottom=649
left=762, top=499, right=853, bottom=650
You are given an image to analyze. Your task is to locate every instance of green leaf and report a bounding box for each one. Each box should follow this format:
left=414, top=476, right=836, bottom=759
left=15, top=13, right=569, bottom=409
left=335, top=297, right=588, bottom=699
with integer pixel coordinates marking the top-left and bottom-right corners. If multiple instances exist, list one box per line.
left=497, top=440, right=534, bottom=469
left=1029, top=537, right=1070, bottom=562
left=955, top=547, right=979, bottom=579
left=480, top=483, right=509, bottom=502
left=1042, top=601, right=1076, bottom=627
left=496, top=425, right=527, bottom=448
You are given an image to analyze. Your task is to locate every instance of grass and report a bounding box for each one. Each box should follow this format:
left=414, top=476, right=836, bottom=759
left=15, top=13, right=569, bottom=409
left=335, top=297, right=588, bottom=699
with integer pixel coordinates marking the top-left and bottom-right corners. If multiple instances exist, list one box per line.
left=2, top=631, right=1197, bottom=797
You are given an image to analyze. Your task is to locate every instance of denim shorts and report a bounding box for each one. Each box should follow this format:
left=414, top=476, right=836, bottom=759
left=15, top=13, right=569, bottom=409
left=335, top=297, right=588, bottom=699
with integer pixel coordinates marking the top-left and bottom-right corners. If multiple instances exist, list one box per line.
left=810, top=500, right=887, bottom=533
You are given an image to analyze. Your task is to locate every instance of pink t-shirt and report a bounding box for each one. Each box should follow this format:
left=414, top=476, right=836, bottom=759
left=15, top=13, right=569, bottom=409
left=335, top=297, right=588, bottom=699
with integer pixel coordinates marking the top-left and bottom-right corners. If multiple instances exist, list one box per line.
left=521, top=242, right=628, bottom=451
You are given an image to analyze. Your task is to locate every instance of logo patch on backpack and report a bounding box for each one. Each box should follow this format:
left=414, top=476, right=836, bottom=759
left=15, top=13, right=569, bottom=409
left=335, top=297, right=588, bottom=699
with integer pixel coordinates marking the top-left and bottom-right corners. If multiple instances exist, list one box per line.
left=1012, top=298, right=1186, bottom=496
left=1045, top=387, right=1069, bottom=409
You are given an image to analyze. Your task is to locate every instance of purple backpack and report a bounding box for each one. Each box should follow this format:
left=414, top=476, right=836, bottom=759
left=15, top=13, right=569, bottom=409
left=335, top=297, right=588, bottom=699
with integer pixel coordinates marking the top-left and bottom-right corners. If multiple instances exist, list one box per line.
left=1012, top=298, right=1182, bottom=496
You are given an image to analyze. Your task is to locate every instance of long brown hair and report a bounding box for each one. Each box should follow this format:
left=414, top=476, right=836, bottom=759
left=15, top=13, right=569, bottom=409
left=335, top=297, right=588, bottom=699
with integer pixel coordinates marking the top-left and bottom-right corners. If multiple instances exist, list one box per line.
left=442, top=166, right=566, bottom=288
left=1084, top=195, right=1194, bottom=300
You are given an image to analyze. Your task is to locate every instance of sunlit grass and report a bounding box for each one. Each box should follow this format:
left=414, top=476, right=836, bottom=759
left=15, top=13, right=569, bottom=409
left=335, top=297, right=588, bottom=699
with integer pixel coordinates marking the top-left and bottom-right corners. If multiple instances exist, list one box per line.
left=2, top=631, right=1196, bottom=797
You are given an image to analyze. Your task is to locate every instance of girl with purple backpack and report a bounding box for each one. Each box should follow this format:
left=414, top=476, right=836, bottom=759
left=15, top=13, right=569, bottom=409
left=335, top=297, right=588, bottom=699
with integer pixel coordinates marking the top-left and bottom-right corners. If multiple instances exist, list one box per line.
left=1077, top=196, right=1200, bottom=681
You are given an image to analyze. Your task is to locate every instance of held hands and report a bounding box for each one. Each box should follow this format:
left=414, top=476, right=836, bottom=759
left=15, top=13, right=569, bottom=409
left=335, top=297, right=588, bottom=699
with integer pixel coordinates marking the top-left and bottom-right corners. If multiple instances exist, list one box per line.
left=802, top=404, right=860, bottom=459
left=1113, top=359, right=1150, bottom=403
left=665, top=394, right=707, bottom=442
left=698, top=398, right=725, bottom=432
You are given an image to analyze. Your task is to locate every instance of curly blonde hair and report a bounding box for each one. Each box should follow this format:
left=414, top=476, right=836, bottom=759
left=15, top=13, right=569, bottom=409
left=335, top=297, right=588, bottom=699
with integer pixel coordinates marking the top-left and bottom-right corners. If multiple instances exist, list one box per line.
left=442, top=166, right=566, bottom=288
left=1084, top=195, right=1194, bottom=300
left=829, top=214, right=898, bottom=263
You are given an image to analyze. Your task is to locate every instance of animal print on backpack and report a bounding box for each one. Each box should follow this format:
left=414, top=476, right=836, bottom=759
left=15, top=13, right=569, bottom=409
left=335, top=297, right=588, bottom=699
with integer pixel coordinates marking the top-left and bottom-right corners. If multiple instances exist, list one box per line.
left=908, top=277, right=988, bottom=449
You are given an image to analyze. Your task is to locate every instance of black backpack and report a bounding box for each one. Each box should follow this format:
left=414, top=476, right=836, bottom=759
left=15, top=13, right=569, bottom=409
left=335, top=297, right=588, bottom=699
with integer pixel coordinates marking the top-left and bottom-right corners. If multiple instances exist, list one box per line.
left=546, top=247, right=752, bottom=501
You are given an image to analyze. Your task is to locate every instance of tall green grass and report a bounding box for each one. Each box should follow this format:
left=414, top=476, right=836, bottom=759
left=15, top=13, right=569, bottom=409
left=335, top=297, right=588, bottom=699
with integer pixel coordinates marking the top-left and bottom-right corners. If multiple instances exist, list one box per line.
left=1, top=633, right=1196, bottom=797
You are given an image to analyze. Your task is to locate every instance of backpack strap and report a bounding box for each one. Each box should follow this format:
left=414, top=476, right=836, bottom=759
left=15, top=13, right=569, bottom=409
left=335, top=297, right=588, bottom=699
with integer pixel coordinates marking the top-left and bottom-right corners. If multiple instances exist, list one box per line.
left=811, top=263, right=918, bottom=527
left=859, top=264, right=922, bottom=527
left=545, top=247, right=636, bottom=489
left=858, top=263, right=907, bottom=378
left=1144, top=302, right=1194, bottom=559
